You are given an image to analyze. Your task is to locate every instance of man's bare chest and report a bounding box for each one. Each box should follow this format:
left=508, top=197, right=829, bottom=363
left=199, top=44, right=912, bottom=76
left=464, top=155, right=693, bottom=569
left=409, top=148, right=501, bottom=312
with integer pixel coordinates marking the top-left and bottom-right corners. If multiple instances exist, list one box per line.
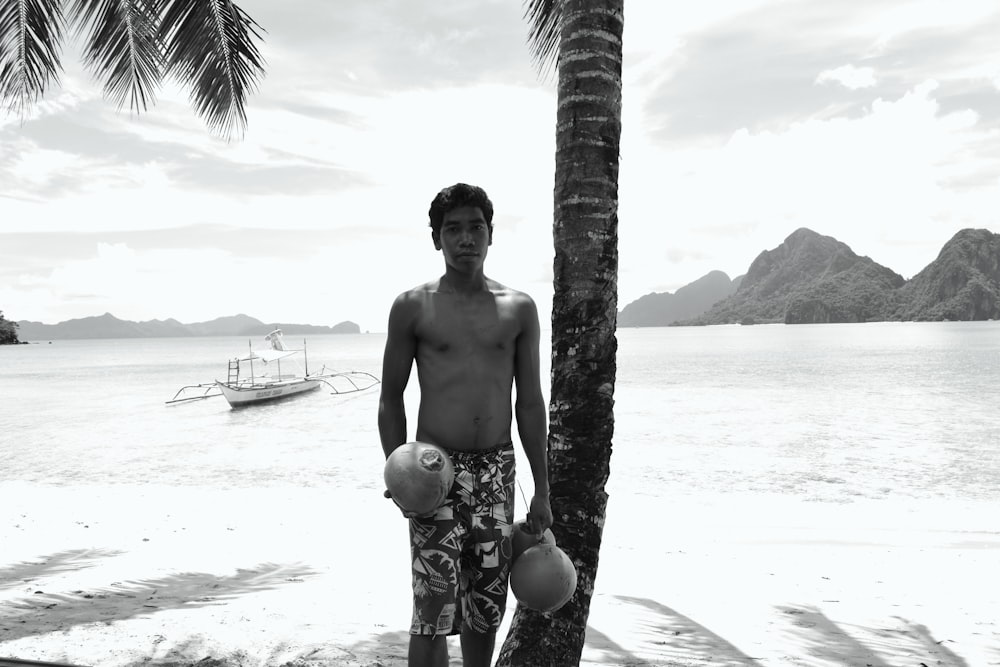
left=415, top=296, right=520, bottom=356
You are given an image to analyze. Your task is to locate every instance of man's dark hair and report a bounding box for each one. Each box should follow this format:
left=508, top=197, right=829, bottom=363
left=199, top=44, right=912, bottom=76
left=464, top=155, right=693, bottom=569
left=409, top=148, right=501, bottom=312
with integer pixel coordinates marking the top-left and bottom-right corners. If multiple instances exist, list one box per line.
left=428, top=183, right=494, bottom=235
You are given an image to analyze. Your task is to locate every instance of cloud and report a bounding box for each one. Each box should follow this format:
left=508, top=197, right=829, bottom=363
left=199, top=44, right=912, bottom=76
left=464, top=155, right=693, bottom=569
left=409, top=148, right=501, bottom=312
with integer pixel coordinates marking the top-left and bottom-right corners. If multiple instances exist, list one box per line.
left=2, top=141, right=89, bottom=196
left=934, top=82, right=1000, bottom=126
left=242, top=0, right=543, bottom=97
left=0, top=222, right=344, bottom=290
left=640, top=25, right=878, bottom=145
left=816, top=65, right=877, bottom=89
left=167, top=154, right=370, bottom=195
left=864, top=0, right=1000, bottom=52
left=638, top=0, right=1000, bottom=145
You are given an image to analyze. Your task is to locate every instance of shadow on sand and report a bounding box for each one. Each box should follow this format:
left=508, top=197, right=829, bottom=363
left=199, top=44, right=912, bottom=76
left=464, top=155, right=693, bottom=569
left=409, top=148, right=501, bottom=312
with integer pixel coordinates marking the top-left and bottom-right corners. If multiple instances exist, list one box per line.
left=587, top=595, right=758, bottom=666
left=341, top=596, right=758, bottom=667
left=1, top=561, right=977, bottom=666
left=335, top=596, right=975, bottom=667
left=576, top=597, right=972, bottom=667
left=0, top=550, right=123, bottom=592
left=777, top=605, right=970, bottom=667
left=0, top=550, right=317, bottom=644
left=338, top=596, right=977, bottom=667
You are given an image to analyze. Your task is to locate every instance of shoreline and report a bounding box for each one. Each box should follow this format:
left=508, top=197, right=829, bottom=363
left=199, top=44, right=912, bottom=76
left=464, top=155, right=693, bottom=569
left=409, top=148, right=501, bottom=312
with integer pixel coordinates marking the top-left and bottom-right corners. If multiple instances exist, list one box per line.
left=2, top=483, right=998, bottom=666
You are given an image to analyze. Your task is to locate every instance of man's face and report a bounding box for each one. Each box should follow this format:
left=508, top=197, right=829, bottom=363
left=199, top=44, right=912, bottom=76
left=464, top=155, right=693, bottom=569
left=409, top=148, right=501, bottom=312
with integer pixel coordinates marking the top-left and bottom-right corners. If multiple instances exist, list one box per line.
left=434, top=205, right=492, bottom=271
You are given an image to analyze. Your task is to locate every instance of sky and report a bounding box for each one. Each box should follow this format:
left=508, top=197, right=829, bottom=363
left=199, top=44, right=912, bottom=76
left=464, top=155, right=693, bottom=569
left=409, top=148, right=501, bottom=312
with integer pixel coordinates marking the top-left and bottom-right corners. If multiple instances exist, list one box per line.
left=3, top=0, right=1000, bottom=333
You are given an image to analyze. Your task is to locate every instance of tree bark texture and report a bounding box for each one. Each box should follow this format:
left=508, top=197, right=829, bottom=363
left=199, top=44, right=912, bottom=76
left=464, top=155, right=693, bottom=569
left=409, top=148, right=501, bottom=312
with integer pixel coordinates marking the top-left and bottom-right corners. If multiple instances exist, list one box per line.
left=498, top=1, right=622, bottom=665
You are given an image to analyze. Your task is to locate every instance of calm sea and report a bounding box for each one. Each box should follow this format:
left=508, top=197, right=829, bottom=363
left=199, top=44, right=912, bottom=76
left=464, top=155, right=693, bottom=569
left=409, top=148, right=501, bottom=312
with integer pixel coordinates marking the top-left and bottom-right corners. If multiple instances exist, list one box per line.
left=2, top=322, right=999, bottom=509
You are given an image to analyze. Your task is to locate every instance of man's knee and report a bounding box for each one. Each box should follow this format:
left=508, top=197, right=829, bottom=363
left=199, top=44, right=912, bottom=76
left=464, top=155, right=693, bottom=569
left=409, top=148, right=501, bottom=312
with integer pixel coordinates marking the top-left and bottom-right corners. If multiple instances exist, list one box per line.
left=460, top=627, right=497, bottom=667
left=409, top=633, right=448, bottom=666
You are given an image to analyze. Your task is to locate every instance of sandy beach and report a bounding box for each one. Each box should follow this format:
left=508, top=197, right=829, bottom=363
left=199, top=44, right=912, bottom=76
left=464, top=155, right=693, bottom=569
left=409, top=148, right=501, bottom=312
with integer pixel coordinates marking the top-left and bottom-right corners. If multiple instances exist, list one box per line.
left=2, top=482, right=997, bottom=667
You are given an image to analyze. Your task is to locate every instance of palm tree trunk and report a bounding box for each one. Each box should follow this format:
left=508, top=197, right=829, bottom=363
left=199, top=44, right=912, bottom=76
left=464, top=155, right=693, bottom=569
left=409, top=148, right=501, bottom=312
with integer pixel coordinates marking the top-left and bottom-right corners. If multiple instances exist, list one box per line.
left=498, top=0, right=623, bottom=664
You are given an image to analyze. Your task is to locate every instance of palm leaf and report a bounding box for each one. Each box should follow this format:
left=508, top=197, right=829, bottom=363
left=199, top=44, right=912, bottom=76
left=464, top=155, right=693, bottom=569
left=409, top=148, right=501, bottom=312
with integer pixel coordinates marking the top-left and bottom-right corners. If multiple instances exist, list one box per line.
left=160, top=0, right=265, bottom=139
left=0, top=0, right=66, bottom=117
left=523, top=0, right=561, bottom=74
left=69, top=0, right=165, bottom=113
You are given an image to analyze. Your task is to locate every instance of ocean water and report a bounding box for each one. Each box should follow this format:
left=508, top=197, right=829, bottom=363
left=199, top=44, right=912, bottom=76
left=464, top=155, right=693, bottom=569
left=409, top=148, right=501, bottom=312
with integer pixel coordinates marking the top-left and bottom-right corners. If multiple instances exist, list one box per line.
left=2, top=322, right=999, bottom=509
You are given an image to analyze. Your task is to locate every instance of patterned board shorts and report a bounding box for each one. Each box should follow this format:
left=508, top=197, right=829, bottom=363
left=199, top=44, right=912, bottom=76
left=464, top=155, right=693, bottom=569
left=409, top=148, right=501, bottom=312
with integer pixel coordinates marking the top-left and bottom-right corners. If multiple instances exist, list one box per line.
left=409, top=442, right=516, bottom=636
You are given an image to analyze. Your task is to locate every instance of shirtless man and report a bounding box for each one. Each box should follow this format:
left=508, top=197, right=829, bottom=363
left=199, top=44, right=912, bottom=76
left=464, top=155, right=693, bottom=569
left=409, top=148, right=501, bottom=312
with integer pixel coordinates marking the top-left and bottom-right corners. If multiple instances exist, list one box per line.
left=378, top=183, right=553, bottom=667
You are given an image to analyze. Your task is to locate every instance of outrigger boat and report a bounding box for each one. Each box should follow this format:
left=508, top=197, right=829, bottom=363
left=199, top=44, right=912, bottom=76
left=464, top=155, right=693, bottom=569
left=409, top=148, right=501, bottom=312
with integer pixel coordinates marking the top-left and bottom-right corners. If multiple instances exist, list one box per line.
left=166, top=329, right=380, bottom=408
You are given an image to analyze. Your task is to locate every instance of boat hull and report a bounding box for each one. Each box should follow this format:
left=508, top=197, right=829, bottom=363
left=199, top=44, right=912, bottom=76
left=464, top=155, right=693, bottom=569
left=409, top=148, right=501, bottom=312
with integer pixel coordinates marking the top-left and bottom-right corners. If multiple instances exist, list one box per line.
left=217, top=379, right=321, bottom=407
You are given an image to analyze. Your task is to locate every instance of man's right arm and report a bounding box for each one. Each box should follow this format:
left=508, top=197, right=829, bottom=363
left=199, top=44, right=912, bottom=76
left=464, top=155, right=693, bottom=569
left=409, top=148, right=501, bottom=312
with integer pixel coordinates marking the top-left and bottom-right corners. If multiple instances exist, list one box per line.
left=378, top=292, right=418, bottom=458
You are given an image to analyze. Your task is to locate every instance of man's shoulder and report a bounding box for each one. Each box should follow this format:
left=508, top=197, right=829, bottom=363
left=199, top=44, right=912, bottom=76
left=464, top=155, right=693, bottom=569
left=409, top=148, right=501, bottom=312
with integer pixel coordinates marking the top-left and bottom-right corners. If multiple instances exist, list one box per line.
left=487, top=279, right=533, bottom=302
left=393, top=280, right=439, bottom=303
left=388, top=282, right=437, bottom=329
left=499, top=287, right=538, bottom=317
left=488, top=281, right=538, bottom=327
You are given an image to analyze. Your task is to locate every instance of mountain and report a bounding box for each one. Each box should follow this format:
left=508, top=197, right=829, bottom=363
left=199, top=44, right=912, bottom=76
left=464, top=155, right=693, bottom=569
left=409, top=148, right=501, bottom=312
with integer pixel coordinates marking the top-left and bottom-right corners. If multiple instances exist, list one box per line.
left=892, top=228, right=1000, bottom=321
left=689, top=228, right=906, bottom=325
left=16, top=313, right=361, bottom=341
left=185, top=314, right=267, bottom=337
left=696, top=228, right=1000, bottom=325
left=619, top=227, right=1000, bottom=326
left=619, top=270, right=743, bottom=327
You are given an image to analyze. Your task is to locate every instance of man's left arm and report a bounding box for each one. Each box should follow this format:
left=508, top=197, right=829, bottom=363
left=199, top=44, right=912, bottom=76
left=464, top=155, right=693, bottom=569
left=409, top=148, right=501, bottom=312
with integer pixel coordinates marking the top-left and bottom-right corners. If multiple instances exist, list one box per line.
left=513, top=294, right=553, bottom=535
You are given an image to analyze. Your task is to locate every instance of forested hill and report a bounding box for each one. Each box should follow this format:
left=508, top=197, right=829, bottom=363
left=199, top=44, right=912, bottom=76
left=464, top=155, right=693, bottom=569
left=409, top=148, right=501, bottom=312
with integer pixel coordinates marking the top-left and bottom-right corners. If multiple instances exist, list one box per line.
left=892, top=228, right=1000, bottom=321
left=618, top=227, right=1000, bottom=326
left=0, top=311, right=20, bottom=344
left=16, top=313, right=361, bottom=341
left=684, top=228, right=999, bottom=325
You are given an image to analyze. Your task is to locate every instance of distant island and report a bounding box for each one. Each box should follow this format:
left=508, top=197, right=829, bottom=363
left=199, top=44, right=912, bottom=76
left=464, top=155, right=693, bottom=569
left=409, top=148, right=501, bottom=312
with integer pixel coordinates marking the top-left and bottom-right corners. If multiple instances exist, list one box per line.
left=619, top=228, right=1000, bottom=326
left=619, top=270, right=745, bottom=327
left=0, top=310, right=23, bottom=344
left=15, top=313, right=361, bottom=342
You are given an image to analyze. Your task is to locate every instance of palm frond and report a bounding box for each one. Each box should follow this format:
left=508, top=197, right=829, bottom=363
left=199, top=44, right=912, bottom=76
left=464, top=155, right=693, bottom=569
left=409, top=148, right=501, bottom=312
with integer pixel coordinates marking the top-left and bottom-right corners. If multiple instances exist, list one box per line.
left=523, top=0, right=561, bottom=75
left=0, top=0, right=66, bottom=117
left=160, top=0, right=265, bottom=139
left=69, top=0, right=165, bottom=113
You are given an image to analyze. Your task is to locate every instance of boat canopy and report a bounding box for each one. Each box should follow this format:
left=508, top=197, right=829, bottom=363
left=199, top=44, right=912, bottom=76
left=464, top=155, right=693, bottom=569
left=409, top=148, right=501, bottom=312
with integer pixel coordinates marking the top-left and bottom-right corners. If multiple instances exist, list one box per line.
left=233, top=329, right=298, bottom=363
left=238, top=348, right=298, bottom=363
